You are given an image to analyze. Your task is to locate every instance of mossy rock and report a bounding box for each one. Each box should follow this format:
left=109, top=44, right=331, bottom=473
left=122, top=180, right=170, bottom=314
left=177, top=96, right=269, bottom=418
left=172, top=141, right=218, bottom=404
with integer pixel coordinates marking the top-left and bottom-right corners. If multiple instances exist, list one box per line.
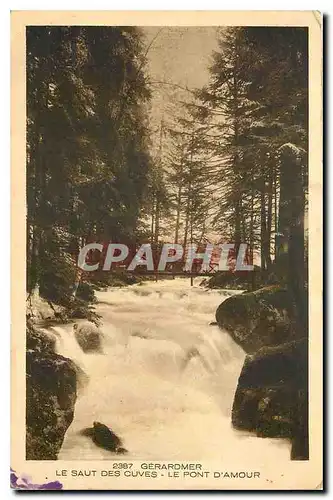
left=232, top=339, right=308, bottom=460
left=26, top=326, right=57, bottom=353
left=74, top=323, right=103, bottom=353
left=216, top=285, right=299, bottom=353
left=26, top=348, right=77, bottom=460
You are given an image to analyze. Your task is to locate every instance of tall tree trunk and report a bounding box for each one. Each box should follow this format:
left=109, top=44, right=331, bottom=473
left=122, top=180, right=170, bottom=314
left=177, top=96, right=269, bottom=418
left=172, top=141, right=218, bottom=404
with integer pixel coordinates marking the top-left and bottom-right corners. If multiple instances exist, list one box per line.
left=190, top=204, right=194, bottom=286
left=278, top=144, right=307, bottom=459
left=260, top=179, right=267, bottom=272
left=154, top=197, right=160, bottom=246
left=234, top=198, right=242, bottom=252
left=233, top=37, right=241, bottom=254
left=265, top=167, right=273, bottom=271
left=183, top=192, right=190, bottom=251
left=154, top=120, right=164, bottom=247
left=150, top=196, right=155, bottom=245
left=28, top=98, right=46, bottom=296
left=184, top=134, right=194, bottom=253
left=278, top=145, right=306, bottom=330
left=174, top=175, right=183, bottom=244
left=274, top=162, right=279, bottom=261
left=250, top=175, right=256, bottom=290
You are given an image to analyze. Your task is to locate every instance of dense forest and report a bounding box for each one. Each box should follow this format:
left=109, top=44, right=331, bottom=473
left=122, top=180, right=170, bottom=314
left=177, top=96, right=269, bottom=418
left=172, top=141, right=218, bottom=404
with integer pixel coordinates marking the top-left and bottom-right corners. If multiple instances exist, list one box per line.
left=27, top=26, right=155, bottom=315
left=25, top=25, right=310, bottom=464
left=27, top=26, right=308, bottom=320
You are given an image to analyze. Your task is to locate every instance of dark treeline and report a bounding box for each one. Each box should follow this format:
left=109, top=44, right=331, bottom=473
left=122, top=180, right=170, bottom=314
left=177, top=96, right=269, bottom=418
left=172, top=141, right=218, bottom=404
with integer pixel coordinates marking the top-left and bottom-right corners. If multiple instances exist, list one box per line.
left=27, top=26, right=157, bottom=313
left=155, top=27, right=308, bottom=290
left=197, top=27, right=308, bottom=275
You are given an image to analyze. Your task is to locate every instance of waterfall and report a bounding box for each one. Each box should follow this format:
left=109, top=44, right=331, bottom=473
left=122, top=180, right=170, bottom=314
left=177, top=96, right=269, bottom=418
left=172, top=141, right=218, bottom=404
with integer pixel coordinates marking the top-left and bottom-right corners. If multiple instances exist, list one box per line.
left=48, top=278, right=290, bottom=461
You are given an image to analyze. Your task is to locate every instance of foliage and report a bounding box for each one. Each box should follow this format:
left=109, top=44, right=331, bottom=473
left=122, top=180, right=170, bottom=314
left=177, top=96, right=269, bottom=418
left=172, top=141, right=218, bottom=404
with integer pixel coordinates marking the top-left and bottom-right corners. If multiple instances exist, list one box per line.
left=27, top=26, right=154, bottom=315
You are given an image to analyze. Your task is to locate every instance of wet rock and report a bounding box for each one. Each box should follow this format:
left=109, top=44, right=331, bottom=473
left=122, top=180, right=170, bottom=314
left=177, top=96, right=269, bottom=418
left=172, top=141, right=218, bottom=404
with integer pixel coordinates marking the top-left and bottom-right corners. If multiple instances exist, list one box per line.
left=26, top=327, right=57, bottom=353
left=73, top=322, right=103, bottom=353
left=82, top=422, right=127, bottom=454
left=26, top=337, right=77, bottom=460
left=26, top=293, right=66, bottom=323
left=232, top=339, right=308, bottom=460
left=215, top=285, right=298, bottom=353
left=74, top=364, right=90, bottom=392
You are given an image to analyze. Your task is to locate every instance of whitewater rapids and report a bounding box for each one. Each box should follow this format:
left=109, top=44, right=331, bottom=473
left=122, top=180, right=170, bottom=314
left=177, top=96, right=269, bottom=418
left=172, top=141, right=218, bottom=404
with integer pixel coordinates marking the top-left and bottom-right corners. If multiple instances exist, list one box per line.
left=52, top=278, right=290, bottom=461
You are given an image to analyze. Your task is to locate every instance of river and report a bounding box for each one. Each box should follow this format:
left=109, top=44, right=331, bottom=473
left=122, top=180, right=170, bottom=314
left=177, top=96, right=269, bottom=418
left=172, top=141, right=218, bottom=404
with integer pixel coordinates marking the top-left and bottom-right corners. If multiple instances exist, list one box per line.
left=53, top=278, right=290, bottom=461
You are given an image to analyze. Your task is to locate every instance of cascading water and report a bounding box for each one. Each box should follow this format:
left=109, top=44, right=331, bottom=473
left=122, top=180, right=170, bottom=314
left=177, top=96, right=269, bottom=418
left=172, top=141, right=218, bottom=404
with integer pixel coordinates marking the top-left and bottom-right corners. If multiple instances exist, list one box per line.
left=52, top=278, right=290, bottom=461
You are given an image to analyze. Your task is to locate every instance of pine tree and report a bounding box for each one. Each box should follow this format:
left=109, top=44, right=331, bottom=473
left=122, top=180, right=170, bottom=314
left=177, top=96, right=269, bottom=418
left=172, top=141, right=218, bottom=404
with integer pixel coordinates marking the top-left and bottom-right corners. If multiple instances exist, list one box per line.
left=27, top=26, right=155, bottom=312
left=195, top=27, right=308, bottom=279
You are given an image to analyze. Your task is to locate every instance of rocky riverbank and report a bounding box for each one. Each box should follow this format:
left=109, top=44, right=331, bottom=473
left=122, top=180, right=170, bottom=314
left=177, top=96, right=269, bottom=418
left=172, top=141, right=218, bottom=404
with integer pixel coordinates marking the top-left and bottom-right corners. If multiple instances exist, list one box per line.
left=26, top=326, right=77, bottom=460
left=215, top=285, right=308, bottom=460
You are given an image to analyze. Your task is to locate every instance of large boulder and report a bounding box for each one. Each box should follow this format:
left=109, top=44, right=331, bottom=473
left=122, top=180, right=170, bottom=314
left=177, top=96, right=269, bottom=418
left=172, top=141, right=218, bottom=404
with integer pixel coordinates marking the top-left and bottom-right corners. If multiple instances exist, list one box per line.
left=73, top=322, right=103, bottom=353
left=26, top=327, right=58, bottom=353
left=26, top=329, right=77, bottom=460
left=232, top=339, right=308, bottom=460
left=215, top=285, right=299, bottom=353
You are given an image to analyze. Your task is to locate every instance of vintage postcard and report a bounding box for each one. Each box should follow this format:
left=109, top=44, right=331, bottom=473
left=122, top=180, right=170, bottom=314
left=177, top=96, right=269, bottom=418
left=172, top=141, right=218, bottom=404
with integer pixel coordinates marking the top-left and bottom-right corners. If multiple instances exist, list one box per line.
left=11, top=11, right=323, bottom=490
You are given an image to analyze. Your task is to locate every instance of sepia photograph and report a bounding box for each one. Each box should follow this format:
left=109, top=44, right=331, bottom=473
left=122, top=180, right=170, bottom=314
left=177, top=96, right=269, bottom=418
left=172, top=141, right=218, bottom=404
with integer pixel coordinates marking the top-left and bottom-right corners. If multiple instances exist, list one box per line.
left=11, top=11, right=322, bottom=490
